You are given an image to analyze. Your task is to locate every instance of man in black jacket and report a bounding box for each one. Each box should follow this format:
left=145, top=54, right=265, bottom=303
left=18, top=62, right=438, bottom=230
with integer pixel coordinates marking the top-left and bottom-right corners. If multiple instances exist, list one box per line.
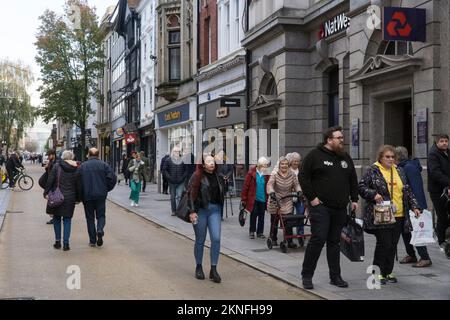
left=160, top=154, right=170, bottom=194
left=299, top=126, right=359, bottom=290
left=163, top=146, right=187, bottom=216
left=78, top=148, right=117, bottom=247
left=427, top=134, right=450, bottom=249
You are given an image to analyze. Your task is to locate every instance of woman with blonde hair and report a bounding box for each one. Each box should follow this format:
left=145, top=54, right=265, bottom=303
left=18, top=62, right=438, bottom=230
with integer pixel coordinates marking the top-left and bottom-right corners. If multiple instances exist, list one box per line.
left=267, top=156, right=301, bottom=248
left=358, top=145, right=421, bottom=284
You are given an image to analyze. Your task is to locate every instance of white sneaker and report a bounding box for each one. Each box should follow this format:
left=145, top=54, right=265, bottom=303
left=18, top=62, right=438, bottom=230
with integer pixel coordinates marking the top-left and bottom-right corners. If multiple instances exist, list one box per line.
left=130, top=201, right=135, bottom=207
left=135, top=203, right=139, bottom=207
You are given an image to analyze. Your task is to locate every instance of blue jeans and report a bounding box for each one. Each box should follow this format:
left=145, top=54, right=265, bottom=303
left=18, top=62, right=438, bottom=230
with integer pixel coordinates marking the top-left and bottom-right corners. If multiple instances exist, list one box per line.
left=83, top=199, right=106, bottom=244
left=193, top=203, right=222, bottom=266
left=170, top=183, right=185, bottom=213
left=295, top=201, right=305, bottom=235
left=53, top=216, right=72, bottom=245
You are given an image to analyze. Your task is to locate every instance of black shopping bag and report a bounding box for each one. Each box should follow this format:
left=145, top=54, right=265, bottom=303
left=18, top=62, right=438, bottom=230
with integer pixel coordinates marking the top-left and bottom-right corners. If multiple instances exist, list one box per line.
left=176, top=191, right=191, bottom=223
left=340, top=210, right=365, bottom=262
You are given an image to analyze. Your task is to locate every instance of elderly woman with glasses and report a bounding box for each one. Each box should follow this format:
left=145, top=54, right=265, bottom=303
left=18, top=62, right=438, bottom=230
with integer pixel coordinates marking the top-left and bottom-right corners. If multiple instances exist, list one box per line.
left=358, top=145, right=421, bottom=285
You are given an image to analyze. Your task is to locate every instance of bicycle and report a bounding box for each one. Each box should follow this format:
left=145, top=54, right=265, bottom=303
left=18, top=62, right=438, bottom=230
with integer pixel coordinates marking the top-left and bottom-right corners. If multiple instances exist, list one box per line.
left=1, top=167, right=34, bottom=191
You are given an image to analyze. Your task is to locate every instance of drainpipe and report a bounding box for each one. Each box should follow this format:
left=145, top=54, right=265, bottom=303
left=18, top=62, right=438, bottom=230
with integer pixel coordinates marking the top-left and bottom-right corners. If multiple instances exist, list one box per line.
left=196, top=0, right=201, bottom=162
left=245, top=0, right=251, bottom=170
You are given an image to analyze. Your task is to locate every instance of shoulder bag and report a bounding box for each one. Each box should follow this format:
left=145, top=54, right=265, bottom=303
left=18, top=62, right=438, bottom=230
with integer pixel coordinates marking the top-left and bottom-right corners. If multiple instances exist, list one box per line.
left=47, top=165, right=65, bottom=208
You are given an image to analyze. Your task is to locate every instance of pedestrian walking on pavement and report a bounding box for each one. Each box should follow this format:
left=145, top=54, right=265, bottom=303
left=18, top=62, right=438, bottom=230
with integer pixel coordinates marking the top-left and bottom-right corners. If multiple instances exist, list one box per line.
left=163, top=146, right=187, bottom=216
left=128, top=151, right=145, bottom=207
left=427, top=134, right=450, bottom=251
left=120, top=154, right=130, bottom=186
left=395, top=146, right=432, bottom=267
left=299, top=126, right=359, bottom=290
left=359, top=145, right=421, bottom=285
left=241, top=157, right=270, bottom=239
left=42, top=149, right=57, bottom=225
left=78, top=148, right=117, bottom=248
left=44, top=150, right=82, bottom=251
left=287, top=152, right=306, bottom=244
left=187, top=155, right=225, bottom=283
left=267, top=156, right=302, bottom=248
left=140, top=151, right=151, bottom=192
left=160, top=153, right=170, bottom=194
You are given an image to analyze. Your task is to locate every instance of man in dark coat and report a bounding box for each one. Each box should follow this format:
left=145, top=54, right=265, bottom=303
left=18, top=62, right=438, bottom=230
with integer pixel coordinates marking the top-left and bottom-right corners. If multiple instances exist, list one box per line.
left=163, top=147, right=187, bottom=216
left=160, top=153, right=170, bottom=194
left=78, top=148, right=117, bottom=247
left=427, top=134, right=450, bottom=248
left=43, top=149, right=58, bottom=225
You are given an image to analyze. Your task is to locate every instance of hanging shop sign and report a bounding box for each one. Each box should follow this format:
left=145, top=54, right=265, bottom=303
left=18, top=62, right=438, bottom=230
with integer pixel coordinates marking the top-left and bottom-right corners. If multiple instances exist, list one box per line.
left=383, top=7, right=426, bottom=42
left=125, top=133, right=137, bottom=145
left=319, top=13, right=350, bottom=39
left=216, top=107, right=229, bottom=119
left=220, top=98, right=241, bottom=108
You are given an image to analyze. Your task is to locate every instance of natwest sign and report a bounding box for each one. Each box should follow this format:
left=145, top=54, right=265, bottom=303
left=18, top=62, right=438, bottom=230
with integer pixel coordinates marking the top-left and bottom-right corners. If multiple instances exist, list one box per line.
left=319, top=13, right=350, bottom=39
left=383, top=7, right=426, bottom=42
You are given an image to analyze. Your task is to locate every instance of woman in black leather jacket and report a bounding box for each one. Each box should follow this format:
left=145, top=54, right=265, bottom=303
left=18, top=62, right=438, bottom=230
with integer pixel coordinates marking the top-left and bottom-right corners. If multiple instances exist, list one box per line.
left=187, top=155, right=225, bottom=283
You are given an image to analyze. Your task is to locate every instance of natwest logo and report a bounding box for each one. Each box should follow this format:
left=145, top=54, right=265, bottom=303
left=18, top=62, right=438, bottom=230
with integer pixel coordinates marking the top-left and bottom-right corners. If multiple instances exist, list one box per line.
left=319, top=13, right=350, bottom=39
left=383, top=7, right=426, bottom=42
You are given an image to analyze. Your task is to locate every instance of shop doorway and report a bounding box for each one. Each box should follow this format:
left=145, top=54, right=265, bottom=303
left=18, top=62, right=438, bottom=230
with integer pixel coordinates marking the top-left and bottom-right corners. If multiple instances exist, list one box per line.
left=384, top=99, right=412, bottom=152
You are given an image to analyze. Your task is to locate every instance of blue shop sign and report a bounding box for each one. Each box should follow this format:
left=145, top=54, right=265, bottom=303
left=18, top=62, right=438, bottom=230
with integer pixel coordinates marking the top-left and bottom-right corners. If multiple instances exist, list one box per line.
left=158, top=103, right=190, bottom=128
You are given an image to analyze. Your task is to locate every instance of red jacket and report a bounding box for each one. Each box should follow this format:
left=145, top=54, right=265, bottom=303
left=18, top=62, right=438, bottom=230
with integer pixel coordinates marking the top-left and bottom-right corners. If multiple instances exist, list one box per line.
left=241, top=166, right=270, bottom=213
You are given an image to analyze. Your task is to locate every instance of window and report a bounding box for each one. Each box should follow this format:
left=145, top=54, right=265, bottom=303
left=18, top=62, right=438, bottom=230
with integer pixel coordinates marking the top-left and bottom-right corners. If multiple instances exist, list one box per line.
left=168, top=30, right=181, bottom=80
left=379, top=41, right=413, bottom=55
left=225, top=3, right=230, bottom=53
left=206, top=18, right=211, bottom=64
left=234, top=0, right=240, bottom=46
left=328, top=67, right=339, bottom=127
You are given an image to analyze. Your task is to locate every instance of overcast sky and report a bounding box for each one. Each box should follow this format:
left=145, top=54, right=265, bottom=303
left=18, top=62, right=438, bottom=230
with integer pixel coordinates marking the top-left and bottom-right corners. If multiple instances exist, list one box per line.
left=0, top=0, right=117, bottom=131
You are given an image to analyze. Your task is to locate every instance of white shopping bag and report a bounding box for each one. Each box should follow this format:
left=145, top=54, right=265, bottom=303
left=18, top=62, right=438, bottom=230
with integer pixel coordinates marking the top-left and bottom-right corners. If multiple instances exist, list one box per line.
left=409, top=210, right=435, bottom=246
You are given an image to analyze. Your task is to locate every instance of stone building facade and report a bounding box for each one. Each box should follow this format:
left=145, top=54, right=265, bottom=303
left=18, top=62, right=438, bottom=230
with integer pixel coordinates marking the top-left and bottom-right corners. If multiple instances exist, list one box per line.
left=243, top=0, right=449, bottom=178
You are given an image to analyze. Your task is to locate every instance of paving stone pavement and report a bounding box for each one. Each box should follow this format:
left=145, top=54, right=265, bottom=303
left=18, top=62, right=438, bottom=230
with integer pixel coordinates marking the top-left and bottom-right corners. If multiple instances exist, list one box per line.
left=108, top=183, right=450, bottom=300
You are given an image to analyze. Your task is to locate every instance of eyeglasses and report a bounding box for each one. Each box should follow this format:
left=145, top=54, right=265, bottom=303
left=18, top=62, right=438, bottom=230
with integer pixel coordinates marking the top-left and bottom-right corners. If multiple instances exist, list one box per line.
left=384, top=155, right=395, bottom=159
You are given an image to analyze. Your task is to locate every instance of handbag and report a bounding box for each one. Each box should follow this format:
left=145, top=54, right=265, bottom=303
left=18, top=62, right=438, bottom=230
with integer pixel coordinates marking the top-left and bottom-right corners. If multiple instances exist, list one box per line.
left=176, top=190, right=192, bottom=223
left=238, top=203, right=249, bottom=227
left=47, top=165, right=64, bottom=208
left=340, top=208, right=365, bottom=262
left=373, top=168, right=396, bottom=225
left=38, top=171, right=48, bottom=189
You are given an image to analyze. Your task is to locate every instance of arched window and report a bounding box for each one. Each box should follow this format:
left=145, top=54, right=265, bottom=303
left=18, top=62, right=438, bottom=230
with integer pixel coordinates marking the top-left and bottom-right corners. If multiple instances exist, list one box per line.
left=260, top=73, right=277, bottom=96
left=377, top=40, right=413, bottom=55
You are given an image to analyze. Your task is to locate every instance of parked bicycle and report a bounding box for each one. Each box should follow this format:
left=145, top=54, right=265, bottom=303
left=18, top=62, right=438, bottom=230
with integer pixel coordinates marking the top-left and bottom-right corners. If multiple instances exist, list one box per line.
left=0, top=167, right=34, bottom=191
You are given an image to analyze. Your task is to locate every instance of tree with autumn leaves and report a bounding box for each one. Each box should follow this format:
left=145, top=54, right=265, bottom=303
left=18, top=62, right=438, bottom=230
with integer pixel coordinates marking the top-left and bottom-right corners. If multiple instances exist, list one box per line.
left=35, top=0, right=104, bottom=160
left=0, top=59, right=35, bottom=154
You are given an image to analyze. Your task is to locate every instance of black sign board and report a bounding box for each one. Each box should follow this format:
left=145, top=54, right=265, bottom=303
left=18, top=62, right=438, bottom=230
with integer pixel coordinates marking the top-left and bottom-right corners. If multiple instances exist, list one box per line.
left=220, top=98, right=241, bottom=108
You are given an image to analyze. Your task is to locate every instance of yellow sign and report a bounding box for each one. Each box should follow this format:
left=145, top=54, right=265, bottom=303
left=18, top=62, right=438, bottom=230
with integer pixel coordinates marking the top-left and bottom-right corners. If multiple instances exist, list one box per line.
left=165, top=111, right=181, bottom=122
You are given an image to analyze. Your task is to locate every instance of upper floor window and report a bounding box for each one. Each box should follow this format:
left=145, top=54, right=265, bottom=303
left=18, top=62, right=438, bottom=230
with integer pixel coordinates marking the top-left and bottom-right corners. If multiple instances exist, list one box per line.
left=378, top=41, right=413, bottom=55
left=167, top=15, right=181, bottom=81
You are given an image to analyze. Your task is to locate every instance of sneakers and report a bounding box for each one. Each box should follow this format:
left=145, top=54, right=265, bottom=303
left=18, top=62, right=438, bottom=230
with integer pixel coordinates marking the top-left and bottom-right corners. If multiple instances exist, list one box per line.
left=386, top=274, right=397, bottom=283
left=399, top=255, right=417, bottom=264
left=249, top=232, right=255, bottom=239
left=378, top=275, right=387, bottom=285
left=89, top=243, right=96, bottom=248
left=302, top=277, right=314, bottom=290
left=130, top=201, right=135, bottom=207
left=412, top=259, right=432, bottom=268
left=46, top=219, right=54, bottom=225
left=257, top=234, right=265, bottom=239
left=96, top=233, right=104, bottom=247
left=330, top=276, right=348, bottom=288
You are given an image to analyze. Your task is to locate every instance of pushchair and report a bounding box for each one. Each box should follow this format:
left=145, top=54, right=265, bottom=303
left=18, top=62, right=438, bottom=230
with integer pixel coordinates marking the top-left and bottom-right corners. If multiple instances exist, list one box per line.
left=266, top=193, right=311, bottom=253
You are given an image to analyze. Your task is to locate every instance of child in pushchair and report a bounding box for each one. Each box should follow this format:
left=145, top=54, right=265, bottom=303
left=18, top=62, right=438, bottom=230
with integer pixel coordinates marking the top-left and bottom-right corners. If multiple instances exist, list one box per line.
left=267, top=193, right=310, bottom=253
